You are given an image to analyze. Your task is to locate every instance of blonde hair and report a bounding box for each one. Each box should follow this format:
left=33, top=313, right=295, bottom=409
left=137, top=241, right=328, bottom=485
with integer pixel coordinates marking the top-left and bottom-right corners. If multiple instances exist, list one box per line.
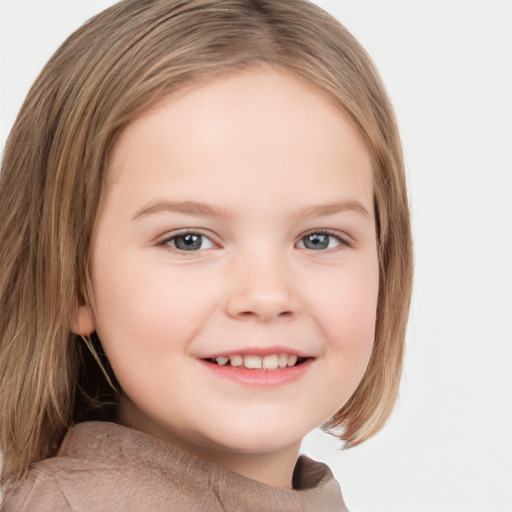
left=0, top=0, right=412, bottom=486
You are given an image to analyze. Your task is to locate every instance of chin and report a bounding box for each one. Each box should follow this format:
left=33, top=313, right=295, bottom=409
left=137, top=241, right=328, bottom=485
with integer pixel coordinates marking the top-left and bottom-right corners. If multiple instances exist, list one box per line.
left=203, top=419, right=309, bottom=455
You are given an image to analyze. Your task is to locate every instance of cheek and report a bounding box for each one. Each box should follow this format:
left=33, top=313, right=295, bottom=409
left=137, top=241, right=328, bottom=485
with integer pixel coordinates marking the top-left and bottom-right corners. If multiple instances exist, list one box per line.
left=90, top=253, right=220, bottom=361
left=306, top=258, right=379, bottom=370
left=315, top=258, right=378, bottom=325
left=89, top=259, right=202, bottom=404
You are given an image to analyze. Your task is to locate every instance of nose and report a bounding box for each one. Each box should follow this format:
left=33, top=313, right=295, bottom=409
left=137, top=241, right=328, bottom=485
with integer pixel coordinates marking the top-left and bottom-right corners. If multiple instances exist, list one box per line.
left=225, top=251, right=301, bottom=322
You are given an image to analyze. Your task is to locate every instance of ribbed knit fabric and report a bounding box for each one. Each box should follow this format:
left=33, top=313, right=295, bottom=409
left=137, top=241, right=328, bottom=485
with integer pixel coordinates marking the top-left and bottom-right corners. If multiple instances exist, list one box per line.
left=2, top=421, right=348, bottom=512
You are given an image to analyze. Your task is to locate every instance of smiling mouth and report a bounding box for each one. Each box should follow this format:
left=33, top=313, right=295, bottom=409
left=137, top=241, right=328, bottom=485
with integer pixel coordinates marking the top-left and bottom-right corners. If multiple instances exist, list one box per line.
left=204, top=353, right=310, bottom=371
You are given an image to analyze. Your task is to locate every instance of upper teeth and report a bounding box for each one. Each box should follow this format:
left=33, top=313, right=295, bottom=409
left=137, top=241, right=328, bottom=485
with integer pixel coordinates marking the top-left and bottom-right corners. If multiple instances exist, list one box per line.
left=214, top=353, right=300, bottom=370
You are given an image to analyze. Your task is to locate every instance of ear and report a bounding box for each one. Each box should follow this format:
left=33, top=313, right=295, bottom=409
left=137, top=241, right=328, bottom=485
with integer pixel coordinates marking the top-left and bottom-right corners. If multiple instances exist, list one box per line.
left=70, top=293, right=96, bottom=336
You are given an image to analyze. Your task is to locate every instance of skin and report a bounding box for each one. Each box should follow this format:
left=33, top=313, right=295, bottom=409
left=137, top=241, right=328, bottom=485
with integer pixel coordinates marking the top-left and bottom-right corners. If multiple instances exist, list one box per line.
left=73, top=66, right=379, bottom=489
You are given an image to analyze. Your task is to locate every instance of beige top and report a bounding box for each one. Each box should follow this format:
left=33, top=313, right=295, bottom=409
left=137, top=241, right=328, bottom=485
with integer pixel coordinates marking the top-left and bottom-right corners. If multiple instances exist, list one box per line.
left=2, top=421, right=348, bottom=512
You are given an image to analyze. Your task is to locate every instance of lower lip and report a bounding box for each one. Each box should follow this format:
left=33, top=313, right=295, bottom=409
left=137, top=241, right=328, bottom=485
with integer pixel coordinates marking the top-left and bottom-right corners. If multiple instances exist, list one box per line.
left=199, top=359, right=313, bottom=387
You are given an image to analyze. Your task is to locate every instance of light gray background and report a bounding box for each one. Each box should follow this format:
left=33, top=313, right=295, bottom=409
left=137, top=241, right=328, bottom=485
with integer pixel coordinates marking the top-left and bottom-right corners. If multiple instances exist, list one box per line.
left=1, top=1, right=511, bottom=511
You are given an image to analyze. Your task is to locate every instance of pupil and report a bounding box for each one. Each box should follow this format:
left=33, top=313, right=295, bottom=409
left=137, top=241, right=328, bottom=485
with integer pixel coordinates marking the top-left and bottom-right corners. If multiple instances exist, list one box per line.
left=305, top=234, right=328, bottom=250
left=176, top=234, right=201, bottom=251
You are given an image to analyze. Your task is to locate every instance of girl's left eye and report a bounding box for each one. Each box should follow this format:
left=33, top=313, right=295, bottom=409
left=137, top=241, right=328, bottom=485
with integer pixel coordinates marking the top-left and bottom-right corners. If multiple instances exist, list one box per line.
left=160, top=232, right=214, bottom=251
left=297, top=232, right=346, bottom=251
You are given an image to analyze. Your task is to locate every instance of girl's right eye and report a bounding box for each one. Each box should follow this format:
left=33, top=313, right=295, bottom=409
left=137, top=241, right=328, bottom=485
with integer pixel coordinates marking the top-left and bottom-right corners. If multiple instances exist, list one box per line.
left=159, top=232, right=215, bottom=252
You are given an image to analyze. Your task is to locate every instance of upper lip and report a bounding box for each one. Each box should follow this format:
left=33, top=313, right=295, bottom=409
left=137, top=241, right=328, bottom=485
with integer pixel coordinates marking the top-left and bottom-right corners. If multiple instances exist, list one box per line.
left=197, top=346, right=315, bottom=359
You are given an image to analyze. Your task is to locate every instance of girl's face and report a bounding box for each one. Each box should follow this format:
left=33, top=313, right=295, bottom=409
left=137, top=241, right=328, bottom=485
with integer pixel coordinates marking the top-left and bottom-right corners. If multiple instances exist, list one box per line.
left=76, top=67, right=378, bottom=481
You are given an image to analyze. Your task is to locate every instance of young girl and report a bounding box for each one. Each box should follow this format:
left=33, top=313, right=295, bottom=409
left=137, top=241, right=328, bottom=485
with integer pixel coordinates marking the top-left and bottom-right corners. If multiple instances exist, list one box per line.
left=0, top=0, right=412, bottom=510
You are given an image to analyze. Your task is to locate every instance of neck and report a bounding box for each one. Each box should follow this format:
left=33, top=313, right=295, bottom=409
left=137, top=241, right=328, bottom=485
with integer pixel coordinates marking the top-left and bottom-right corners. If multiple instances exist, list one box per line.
left=117, top=400, right=301, bottom=488
left=196, top=441, right=301, bottom=489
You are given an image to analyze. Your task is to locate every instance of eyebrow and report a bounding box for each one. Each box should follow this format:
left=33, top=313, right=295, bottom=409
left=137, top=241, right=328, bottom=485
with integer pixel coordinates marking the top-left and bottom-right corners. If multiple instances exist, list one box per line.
left=295, top=201, right=371, bottom=219
left=132, top=200, right=232, bottom=220
left=131, top=199, right=371, bottom=221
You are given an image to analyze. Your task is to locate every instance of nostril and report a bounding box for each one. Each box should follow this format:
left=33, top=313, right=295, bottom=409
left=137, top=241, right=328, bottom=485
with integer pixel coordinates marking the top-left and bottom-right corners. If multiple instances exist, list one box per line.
left=225, top=289, right=299, bottom=321
left=237, top=310, right=294, bottom=321
left=239, top=311, right=257, bottom=318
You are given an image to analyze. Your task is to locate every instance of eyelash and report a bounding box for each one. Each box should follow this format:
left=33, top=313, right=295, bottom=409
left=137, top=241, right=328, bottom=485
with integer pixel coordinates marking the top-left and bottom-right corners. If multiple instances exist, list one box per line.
left=156, top=229, right=352, bottom=253
left=157, top=229, right=216, bottom=252
left=297, top=230, right=352, bottom=251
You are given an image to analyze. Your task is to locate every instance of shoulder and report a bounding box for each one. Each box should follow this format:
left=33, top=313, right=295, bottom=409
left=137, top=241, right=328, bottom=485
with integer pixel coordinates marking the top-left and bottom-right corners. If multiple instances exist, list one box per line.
left=1, top=421, right=207, bottom=512
left=1, top=433, right=140, bottom=512
left=1, top=422, right=137, bottom=512
left=2, top=463, right=73, bottom=512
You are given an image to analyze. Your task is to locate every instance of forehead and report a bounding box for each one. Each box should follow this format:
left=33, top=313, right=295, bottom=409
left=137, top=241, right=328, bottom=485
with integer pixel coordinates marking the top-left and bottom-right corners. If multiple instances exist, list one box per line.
left=106, top=67, right=374, bottom=216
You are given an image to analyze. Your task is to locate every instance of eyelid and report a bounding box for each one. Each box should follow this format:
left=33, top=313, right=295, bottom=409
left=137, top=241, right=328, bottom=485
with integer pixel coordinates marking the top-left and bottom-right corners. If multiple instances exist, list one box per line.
left=295, top=229, right=354, bottom=249
left=154, top=228, right=353, bottom=253
left=156, top=228, right=219, bottom=251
